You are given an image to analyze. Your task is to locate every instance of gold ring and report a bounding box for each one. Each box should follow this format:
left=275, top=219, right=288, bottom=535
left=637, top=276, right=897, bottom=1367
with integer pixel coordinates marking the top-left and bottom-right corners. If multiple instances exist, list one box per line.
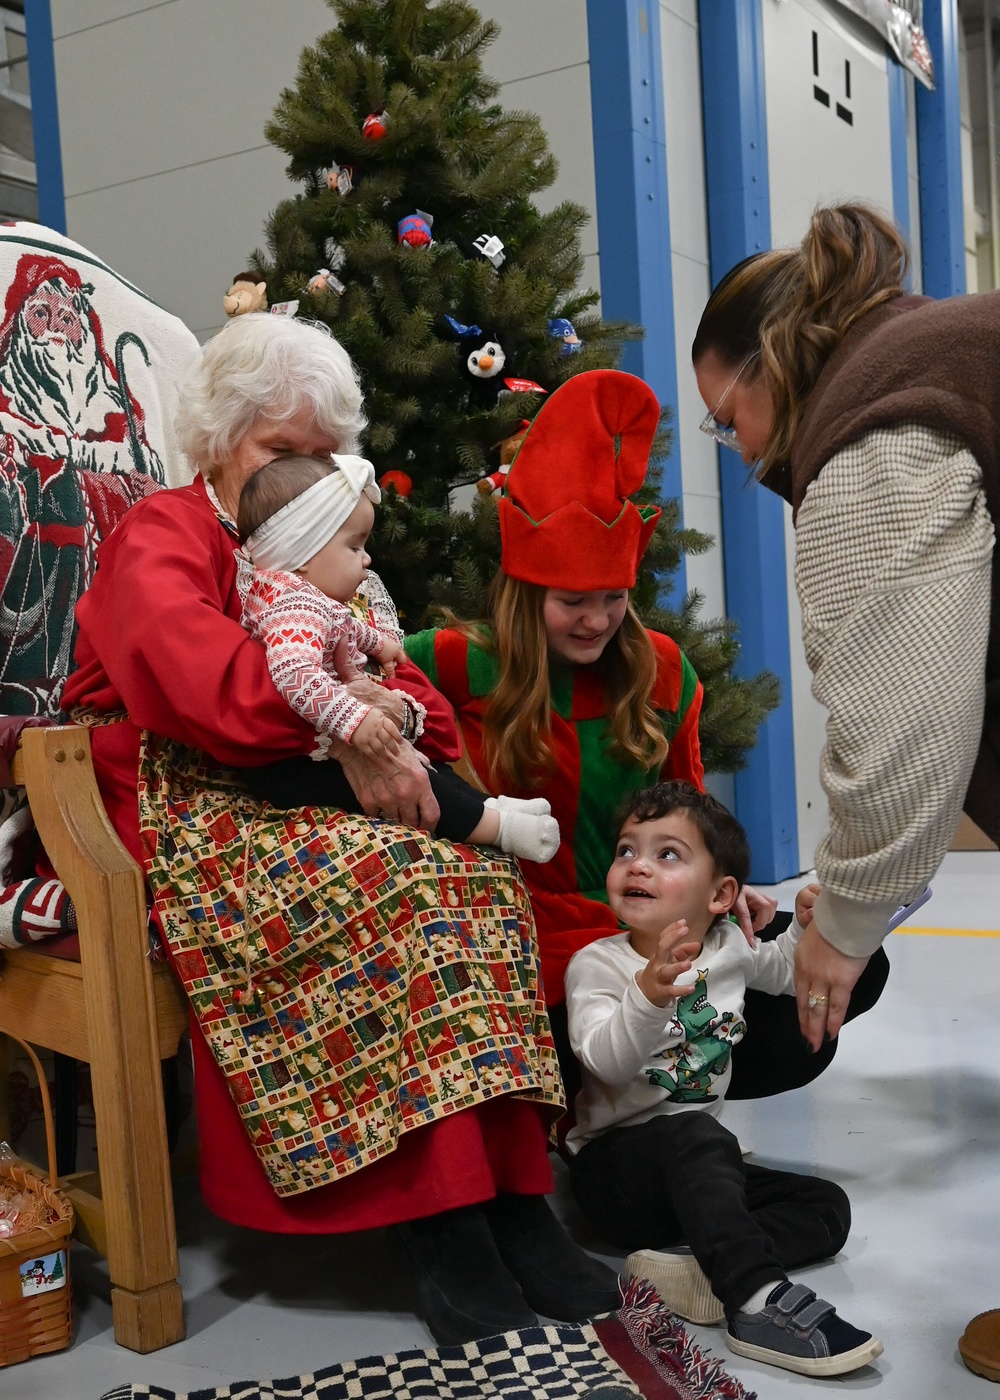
left=807, top=991, right=829, bottom=1009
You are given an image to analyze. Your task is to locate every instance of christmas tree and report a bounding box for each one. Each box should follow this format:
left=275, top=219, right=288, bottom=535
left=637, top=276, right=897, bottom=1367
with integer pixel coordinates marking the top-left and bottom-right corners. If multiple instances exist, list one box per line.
left=252, top=0, right=778, bottom=770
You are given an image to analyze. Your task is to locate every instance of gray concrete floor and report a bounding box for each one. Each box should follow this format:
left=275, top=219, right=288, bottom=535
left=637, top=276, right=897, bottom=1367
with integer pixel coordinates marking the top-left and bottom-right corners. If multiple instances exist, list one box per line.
left=7, top=852, right=1000, bottom=1399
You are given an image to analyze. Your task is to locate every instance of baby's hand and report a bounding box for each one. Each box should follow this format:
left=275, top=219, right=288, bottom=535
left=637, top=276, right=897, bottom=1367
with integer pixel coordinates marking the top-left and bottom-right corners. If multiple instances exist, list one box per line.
left=795, top=881, right=821, bottom=930
left=374, top=634, right=404, bottom=677
left=635, top=919, right=701, bottom=1009
left=350, top=708, right=402, bottom=760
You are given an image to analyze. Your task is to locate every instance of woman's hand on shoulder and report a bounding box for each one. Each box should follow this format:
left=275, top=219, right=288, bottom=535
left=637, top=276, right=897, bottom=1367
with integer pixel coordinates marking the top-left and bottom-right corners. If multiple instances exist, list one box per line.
left=731, top=885, right=778, bottom=946
left=335, top=735, right=441, bottom=831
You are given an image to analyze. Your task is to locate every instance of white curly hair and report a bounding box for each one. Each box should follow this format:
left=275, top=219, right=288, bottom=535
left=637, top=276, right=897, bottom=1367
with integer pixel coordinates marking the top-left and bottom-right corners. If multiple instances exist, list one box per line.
left=176, top=313, right=367, bottom=470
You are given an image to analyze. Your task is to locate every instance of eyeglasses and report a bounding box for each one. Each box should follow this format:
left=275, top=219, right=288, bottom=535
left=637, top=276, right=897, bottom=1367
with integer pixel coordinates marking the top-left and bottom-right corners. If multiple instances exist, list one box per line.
left=699, top=352, right=759, bottom=455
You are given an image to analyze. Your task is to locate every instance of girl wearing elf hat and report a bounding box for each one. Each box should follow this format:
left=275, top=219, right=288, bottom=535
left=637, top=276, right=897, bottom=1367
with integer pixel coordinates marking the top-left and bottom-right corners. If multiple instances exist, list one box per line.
left=410, top=371, right=702, bottom=985
left=405, top=368, right=888, bottom=1103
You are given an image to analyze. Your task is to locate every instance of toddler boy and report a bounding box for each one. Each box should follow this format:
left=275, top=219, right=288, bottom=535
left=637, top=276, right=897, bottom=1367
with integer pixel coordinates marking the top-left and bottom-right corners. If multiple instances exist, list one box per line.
left=564, top=780, right=882, bottom=1378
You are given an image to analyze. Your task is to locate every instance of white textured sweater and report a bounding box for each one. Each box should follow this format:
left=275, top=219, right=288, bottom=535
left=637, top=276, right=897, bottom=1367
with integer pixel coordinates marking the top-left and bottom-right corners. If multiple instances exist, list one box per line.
left=564, top=916, right=804, bottom=1154
left=795, top=423, right=994, bottom=957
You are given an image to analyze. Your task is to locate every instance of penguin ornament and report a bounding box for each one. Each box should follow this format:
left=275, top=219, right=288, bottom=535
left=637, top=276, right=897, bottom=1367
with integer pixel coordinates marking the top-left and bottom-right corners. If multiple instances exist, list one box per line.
left=464, top=335, right=508, bottom=407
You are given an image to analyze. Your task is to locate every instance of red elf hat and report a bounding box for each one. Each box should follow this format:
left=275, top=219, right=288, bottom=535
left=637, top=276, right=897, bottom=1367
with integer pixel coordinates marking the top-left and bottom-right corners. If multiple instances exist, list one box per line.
left=498, top=369, right=661, bottom=590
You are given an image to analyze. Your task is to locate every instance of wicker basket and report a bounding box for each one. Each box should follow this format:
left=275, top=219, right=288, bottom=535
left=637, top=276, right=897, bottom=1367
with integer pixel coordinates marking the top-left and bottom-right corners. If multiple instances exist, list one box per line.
left=0, top=1036, right=74, bottom=1367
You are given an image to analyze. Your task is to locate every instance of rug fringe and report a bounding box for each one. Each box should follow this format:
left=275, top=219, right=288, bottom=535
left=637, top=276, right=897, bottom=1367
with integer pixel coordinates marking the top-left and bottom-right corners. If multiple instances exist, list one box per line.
left=619, top=1275, right=758, bottom=1400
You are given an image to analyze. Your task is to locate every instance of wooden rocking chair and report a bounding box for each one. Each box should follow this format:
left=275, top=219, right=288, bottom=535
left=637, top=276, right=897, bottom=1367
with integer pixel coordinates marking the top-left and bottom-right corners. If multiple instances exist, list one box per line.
left=0, top=724, right=188, bottom=1351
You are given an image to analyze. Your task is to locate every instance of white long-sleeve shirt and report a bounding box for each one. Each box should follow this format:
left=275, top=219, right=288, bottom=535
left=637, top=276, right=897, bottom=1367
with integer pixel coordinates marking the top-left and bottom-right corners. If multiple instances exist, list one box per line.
left=564, top=916, right=804, bottom=1154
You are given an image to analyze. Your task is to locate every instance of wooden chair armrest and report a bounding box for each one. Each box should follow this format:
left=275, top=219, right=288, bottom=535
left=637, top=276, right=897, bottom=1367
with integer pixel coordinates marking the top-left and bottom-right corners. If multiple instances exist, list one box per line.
left=13, top=724, right=139, bottom=886
left=10, top=724, right=181, bottom=1304
left=7, top=724, right=186, bottom=1053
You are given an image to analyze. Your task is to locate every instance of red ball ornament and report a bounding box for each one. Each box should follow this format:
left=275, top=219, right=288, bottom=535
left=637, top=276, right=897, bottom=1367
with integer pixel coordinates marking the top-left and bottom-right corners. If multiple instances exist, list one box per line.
left=380, top=470, right=413, bottom=497
left=362, top=107, right=389, bottom=140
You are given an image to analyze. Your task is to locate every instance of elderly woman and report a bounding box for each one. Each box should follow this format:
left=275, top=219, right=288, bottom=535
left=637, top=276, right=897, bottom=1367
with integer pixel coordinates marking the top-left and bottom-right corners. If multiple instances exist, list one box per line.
left=62, top=313, right=619, bottom=1345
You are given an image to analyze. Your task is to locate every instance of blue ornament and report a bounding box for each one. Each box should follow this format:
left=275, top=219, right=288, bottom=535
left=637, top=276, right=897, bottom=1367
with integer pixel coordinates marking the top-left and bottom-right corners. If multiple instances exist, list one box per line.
left=443, top=314, right=482, bottom=339
left=548, top=317, right=584, bottom=355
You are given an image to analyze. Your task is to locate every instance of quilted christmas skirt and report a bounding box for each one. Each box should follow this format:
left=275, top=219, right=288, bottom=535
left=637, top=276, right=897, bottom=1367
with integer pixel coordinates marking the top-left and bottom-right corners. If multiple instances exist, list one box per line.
left=137, top=733, right=563, bottom=1198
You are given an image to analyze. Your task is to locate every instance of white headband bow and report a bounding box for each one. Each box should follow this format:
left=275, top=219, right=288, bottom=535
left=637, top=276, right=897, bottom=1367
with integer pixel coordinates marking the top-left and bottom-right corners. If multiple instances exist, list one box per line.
left=246, top=455, right=381, bottom=572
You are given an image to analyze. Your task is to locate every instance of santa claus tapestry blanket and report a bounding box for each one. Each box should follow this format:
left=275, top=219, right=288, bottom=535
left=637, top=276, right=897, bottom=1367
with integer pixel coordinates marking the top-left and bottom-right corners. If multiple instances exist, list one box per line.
left=0, top=222, right=198, bottom=717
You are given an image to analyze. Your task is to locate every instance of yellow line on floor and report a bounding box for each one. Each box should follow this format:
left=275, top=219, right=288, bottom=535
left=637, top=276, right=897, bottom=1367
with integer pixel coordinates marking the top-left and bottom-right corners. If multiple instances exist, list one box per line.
left=893, top=926, right=1000, bottom=938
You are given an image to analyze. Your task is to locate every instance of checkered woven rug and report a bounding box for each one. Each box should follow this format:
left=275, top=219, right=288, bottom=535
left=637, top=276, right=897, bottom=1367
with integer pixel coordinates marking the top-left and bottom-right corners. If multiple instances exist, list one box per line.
left=100, top=1280, right=756, bottom=1400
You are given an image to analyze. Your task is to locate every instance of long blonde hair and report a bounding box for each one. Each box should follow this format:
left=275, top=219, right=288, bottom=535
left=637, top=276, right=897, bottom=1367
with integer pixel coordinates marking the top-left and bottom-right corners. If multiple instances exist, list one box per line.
left=692, top=203, right=909, bottom=479
left=457, top=573, right=670, bottom=790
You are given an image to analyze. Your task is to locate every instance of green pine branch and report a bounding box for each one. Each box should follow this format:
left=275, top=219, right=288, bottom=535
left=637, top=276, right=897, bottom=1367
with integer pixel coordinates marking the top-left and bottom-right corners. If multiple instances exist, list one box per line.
left=252, top=0, right=779, bottom=770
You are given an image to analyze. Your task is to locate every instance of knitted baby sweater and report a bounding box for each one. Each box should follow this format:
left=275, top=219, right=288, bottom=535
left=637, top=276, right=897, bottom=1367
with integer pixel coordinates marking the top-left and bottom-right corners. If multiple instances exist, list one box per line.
left=243, top=569, right=387, bottom=743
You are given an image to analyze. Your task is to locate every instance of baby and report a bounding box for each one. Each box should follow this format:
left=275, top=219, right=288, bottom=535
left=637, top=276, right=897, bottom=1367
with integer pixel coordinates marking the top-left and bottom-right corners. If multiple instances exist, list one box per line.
left=564, top=780, right=882, bottom=1379
left=237, top=453, right=559, bottom=863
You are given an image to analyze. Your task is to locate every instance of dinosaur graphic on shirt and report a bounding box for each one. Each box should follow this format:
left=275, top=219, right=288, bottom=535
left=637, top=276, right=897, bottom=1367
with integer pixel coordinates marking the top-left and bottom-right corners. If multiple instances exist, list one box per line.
left=644, top=970, right=744, bottom=1103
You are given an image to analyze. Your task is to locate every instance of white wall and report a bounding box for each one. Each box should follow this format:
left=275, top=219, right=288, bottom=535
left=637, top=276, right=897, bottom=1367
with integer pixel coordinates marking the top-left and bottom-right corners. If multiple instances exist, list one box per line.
left=478, top=1, right=598, bottom=298
left=960, top=4, right=1000, bottom=295
left=958, top=8, right=981, bottom=291
left=906, top=63, right=922, bottom=290
left=762, top=0, right=896, bottom=868
left=660, top=0, right=726, bottom=627
left=51, top=1, right=334, bottom=340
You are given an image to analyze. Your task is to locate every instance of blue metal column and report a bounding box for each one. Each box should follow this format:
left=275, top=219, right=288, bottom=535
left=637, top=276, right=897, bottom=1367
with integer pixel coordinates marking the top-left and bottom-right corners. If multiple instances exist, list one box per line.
left=697, top=0, right=799, bottom=883
left=24, top=0, right=66, bottom=233
left=586, top=0, right=685, bottom=594
left=887, top=61, right=911, bottom=251
left=916, top=0, right=965, bottom=296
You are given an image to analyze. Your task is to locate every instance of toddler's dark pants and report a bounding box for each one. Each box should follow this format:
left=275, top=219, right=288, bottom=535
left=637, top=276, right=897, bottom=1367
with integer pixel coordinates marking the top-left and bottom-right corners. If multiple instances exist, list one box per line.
left=568, top=1109, right=851, bottom=1318
left=242, top=756, right=486, bottom=844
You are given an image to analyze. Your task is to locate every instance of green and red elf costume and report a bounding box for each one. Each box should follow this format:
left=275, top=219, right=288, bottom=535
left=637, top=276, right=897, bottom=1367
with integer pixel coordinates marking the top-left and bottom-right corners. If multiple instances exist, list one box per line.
left=405, top=370, right=705, bottom=1005
left=403, top=627, right=703, bottom=1003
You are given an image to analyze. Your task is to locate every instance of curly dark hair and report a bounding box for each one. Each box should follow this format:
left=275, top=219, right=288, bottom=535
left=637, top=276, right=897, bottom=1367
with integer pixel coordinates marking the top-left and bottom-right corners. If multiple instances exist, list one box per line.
left=616, top=780, right=751, bottom=887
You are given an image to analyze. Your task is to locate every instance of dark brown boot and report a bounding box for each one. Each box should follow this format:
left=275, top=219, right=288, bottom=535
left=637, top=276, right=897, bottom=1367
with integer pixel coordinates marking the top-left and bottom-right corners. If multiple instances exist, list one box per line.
left=960, top=1309, right=1000, bottom=1381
